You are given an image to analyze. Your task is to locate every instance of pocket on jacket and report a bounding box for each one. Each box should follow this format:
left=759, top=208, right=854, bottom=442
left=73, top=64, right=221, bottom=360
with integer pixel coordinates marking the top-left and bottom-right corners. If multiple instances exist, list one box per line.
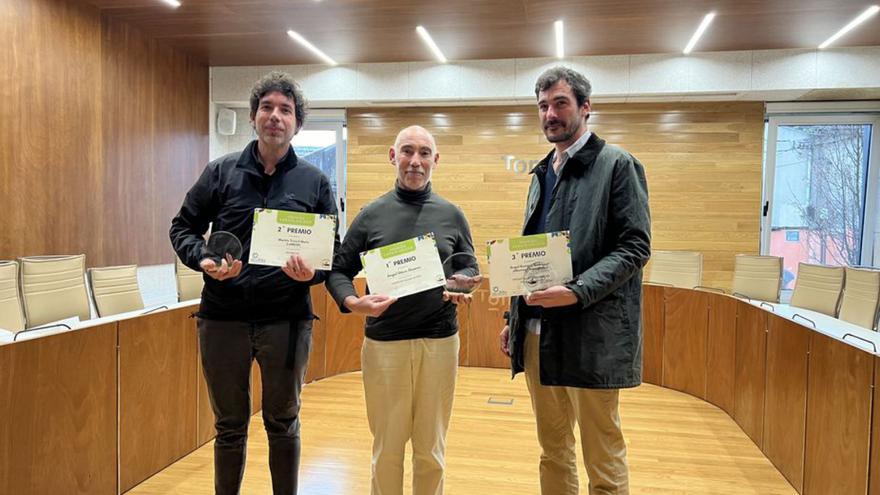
left=278, top=197, right=313, bottom=213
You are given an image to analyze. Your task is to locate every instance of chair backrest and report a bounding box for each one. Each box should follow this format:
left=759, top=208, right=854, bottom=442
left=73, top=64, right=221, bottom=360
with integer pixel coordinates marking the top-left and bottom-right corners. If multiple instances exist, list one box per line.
left=0, top=260, right=26, bottom=332
left=789, top=263, right=845, bottom=317
left=175, top=257, right=203, bottom=302
left=645, top=250, right=703, bottom=289
left=732, top=255, right=783, bottom=302
left=88, top=265, right=145, bottom=317
left=838, top=267, right=880, bottom=330
left=19, top=254, right=91, bottom=327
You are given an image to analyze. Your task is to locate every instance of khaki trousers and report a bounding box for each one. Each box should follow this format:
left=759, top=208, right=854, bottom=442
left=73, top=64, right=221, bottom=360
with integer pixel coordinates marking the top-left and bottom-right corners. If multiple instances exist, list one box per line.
left=361, top=333, right=459, bottom=495
left=524, top=332, right=629, bottom=495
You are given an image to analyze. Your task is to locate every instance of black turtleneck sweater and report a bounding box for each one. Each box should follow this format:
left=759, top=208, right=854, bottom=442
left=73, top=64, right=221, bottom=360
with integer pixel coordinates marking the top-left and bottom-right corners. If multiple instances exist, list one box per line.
left=326, top=182, right=476, bottom=341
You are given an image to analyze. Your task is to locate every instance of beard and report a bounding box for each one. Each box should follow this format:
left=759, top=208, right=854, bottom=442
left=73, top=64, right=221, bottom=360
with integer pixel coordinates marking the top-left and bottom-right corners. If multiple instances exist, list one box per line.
left=543, top=116, right=584, bottom=143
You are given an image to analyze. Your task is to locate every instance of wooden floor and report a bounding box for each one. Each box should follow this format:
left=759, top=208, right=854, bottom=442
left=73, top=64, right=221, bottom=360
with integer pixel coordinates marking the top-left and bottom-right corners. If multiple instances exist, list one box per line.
left=128, top=368, right=796, bottom=494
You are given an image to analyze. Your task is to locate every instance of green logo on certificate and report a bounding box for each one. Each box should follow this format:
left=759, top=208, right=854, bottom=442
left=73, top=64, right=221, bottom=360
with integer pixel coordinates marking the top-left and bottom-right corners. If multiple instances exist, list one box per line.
left=509, top=234, right=549, bottom=251
left=380, top=239, right=418, bottom=259
left=277, top=211, right=317, bottom=226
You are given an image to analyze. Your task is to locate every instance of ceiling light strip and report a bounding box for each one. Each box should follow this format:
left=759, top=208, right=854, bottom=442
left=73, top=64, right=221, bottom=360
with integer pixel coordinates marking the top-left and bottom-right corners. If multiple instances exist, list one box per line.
left=819, top=5, right=880, bottom=49
left=416, top=25, right=448, bottom=63
left=286, top=30, right=338, bottom=66
left=683, top=12, right=716, bottom=54
left=555, top=20, right=564, bottom=58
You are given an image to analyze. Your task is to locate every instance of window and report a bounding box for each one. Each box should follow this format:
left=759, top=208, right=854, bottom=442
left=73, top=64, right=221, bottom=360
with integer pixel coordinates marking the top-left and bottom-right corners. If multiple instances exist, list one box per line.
left=291, top=110, right=347, bottom=235
left=762, top=109, right=880, bottom=292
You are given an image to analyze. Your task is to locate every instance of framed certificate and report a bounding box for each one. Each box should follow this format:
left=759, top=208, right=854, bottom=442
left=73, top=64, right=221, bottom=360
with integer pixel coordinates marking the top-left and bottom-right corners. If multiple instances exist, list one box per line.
left=360, top=233, right=446, bottom=298
left=487, top=231, right=573, bottom=297
left=248, top=209, right=336, bottom=270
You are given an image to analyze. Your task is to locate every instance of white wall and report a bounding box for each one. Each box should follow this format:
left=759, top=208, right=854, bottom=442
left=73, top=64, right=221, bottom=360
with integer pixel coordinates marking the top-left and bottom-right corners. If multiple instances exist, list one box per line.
left=211, top=47, right=880, bottom=106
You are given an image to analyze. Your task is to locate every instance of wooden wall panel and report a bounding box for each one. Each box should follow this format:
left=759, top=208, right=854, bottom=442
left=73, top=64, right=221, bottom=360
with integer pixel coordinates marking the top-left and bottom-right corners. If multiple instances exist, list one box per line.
left=662, top=288, right=709, bottom=399
left=804, top=332, right=873, bottom=495
left=306, top=284, right=328, bottom=383
left=0, top=323, right=117, bottom=495
left=119, top=308, right=199, bottom=492
left=706, top=293, right=737, bottom=414
left=456, top=297, right=472, bottom=365
left=0, top=0, right=104, bottom=263
left=0, top=0, right=208, bottom=267
left=641, top=284, right=665, bottom=385
left=734, top=301, right=767, bottom=447
left=324, top=278, right=367, bottom=375
left=762, top=315, right=810, bottom=493
left=870, top=357, right=880, bottom=495
left=347, top=103, right=764, bottom=291
left=100, top=16, right=209, bottom=266
left=465, top=287, right=509, bottom=369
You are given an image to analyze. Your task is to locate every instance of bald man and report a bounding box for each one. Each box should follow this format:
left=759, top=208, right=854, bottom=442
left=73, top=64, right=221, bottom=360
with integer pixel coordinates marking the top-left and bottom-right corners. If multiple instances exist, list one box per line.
left=327, top=126, right=477, bottom=495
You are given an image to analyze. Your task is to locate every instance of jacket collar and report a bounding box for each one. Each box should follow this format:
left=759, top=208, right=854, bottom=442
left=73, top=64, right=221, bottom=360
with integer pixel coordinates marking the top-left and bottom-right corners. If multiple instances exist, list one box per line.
left=529, top=132, right=606, bottom=178
left=235, top=140, right=298, bottom=177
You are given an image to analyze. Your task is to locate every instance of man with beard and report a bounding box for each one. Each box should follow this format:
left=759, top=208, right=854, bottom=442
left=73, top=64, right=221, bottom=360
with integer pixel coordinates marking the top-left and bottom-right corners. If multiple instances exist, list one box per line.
left=170, top=71, right=337, bottom=495
left=499, top=66, right=651, bottom=494
left=327, top=125, right=477, bottom=495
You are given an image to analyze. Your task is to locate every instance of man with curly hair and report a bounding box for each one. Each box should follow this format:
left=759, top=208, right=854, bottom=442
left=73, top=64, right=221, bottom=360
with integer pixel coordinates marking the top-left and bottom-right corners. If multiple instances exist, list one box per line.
left=171, top=71, right=338, bottom=495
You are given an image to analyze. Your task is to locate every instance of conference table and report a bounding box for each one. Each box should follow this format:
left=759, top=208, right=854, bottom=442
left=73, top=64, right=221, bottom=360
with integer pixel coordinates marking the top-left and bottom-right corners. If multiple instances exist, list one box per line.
left=2, top=281, right=879, bottom=494
left=642, top=284, right=880, bottom=495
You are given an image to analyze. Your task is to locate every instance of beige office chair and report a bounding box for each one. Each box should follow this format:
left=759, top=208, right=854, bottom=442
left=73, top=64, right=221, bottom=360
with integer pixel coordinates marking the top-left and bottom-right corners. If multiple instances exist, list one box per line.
left=644, top=250, right=703, bottom=289
left=0, top=260, right=26, bottom=332
left=88, top=265, right=145, bottom=317
left=789, top=263, right=845, bottom=317
left=731, top=254, right=783, bottom=302
left=837, top=267, right=880, bottom=330
left=19, top=254, right=91, bottom=327
left=176, top=257, right=204, bottom=302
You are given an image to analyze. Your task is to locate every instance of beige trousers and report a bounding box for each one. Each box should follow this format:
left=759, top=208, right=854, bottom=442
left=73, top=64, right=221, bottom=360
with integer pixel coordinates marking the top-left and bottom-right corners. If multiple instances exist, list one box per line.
left=361, top=333, right=459, bottom=495
left=524, top=332, right=630, bottom=495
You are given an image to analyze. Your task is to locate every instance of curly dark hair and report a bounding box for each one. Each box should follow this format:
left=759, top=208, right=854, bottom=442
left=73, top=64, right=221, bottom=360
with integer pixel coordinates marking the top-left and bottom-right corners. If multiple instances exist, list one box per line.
left=249, top=71, right=308, bottom=130
left=534, top=66, right=592, bottom=107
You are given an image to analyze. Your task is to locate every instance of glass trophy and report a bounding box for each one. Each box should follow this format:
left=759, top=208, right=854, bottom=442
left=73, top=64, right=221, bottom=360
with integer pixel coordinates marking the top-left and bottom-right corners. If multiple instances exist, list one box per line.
left=205, top=231, right=243, bottom=265
left=522, top=260, right=558, bottom=294
left=441, top=252, right=483, bottom=294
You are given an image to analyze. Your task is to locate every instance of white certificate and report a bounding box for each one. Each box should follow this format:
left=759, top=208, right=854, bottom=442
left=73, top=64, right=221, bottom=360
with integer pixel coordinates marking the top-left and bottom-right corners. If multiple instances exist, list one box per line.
left=248, top=209, right=336, bottom=270
left=487, top=231, right=573, bottom=297
left=360, top=233, right=446, bottom=299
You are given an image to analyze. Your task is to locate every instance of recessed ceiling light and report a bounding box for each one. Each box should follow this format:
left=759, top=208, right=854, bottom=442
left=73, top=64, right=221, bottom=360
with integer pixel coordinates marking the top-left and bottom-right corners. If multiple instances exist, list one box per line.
left=286, top=30, right=338, bottom=66
left=555, top=20, right=564, bottom=58
left=683, top=12, right=716, bottom=54
left=416, top=25, right=448, bottom=63
left=160, top=0, right=181, bottom=7
left=819, top=5, right=879, bottom=49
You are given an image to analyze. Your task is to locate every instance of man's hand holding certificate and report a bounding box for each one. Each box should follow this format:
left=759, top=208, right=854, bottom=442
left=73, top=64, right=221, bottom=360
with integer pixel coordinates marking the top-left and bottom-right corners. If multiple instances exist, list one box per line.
left=361, top=233, right=446, bottom=299
left=487, top=232, right=573, bottom=298
left=249, top=209, right=336, bottom=270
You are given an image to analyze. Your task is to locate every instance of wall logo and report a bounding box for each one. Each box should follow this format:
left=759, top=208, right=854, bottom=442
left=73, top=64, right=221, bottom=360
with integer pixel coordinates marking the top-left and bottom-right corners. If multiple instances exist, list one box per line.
left=504, top=155, right=541, bottom=174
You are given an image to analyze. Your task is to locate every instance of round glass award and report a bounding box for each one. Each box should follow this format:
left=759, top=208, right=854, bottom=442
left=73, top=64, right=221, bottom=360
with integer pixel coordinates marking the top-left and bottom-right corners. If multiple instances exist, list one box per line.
left=204, top=230, right=243, bottom=265
left=441, top=252, right=483, bottom=294
left=522, top=260, right=557, bottom=294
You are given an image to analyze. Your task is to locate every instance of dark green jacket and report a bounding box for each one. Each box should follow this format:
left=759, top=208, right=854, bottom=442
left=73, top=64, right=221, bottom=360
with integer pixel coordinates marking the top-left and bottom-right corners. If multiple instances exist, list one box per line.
left=509, top=133, right=651, bottom=388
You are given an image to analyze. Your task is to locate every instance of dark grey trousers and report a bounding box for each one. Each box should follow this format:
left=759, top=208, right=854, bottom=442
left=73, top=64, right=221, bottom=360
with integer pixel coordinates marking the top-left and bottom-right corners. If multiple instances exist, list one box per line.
left=197, top=318, right=312, bottom=495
